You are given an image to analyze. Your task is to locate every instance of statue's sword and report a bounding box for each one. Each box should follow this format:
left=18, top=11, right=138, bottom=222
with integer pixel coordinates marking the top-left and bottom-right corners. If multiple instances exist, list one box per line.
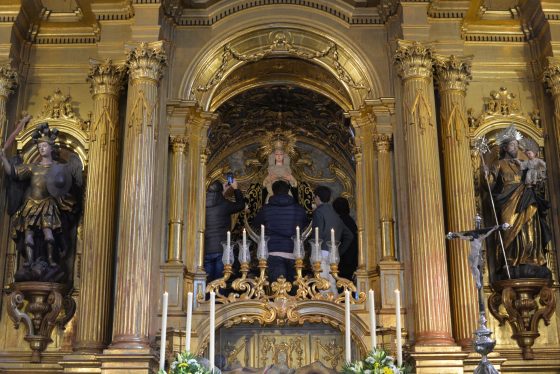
left=473, top=137, right=511, bottom=279
left=2, top=114, right=32, bottom=152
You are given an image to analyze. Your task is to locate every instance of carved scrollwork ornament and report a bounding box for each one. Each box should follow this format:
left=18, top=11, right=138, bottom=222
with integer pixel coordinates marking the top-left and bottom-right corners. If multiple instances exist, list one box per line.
left=0, top=62, right=18, bottom=98
left=488, top=279, right=556, bottom=359
left=87, top=58, right=127, bottom=97
left=393, top=40, right=433, bottom=80
left=170, top=135, right=188, bottom=154
left=433, top=55, right=472, bottom=93
left=543, top=58, right=560, bottom=97
left=6, top=282, right=76, bottom=363
left=373, top=133, right=392, bottom=153
left=127, top=41, right=167, bottom=82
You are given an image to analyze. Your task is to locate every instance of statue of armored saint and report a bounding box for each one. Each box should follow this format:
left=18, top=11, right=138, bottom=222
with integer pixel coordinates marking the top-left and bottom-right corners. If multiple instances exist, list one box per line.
left=0, top=122, right=83, bottom=282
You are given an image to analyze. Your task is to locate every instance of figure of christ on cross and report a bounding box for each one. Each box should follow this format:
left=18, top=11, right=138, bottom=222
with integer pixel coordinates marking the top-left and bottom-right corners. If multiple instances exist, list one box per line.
left=447, top=221, right=511, bottom=289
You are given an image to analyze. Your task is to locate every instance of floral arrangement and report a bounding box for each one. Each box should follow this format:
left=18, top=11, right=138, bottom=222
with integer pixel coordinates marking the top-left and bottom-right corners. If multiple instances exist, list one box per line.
left=158, top=351, right=211, bottom=374
left=342, top=348, right=409, bottom=374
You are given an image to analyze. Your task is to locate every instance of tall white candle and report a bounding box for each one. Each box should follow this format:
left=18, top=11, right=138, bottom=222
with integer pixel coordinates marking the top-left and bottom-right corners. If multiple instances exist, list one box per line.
left=296, top=226, right=301, bottom=253
left=345, top=290, right=351, bottom=363
left=243, top=228, right=247, bottom=248
left=314, top=227, right=319, bottom=247
left=395, top=289, right=402, bottom=367
left=260, top=224, right=265, bottom=245
left=159, top=292, right=169, bottom=371
left=210, top=291, right=216, bottom=371
left=331, top=228, right=335, bottom=246
left=227, top=230, right=231, bottom=248
left=369, top=289, right=377, bottom=349
left=185, top=292, right=193, bottom=352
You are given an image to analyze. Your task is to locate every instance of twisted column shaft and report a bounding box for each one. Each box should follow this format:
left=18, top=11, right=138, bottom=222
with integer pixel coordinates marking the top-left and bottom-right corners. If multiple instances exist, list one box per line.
left=434, top=55, right=478, bottom=349
left=111, top=42, right=166, bottom=349
left=394, top=40, right=454, bottom=345
left=75, top=59, right=126, bottom=352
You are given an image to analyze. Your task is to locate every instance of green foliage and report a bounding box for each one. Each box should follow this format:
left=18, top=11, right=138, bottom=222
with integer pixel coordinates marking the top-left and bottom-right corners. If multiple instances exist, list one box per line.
left=342, top=348, right=410, bottom=374
left=158, top=351, right=212, bottom=374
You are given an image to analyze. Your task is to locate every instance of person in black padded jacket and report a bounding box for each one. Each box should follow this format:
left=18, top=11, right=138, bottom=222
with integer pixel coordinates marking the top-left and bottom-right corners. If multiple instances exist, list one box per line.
left=204, top=179, right=245, bottom=282
left=252, top=180, right=308, bottom=282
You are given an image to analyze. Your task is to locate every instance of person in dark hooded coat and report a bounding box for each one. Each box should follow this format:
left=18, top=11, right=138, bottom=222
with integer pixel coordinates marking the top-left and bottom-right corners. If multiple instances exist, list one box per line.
left=204, top=179, right=245, bottom=282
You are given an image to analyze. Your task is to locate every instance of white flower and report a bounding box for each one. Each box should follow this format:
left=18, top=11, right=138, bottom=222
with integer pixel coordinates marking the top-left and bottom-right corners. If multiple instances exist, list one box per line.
left=364, top=370, right=372, bottom=374
left=187, top=358, right=198, bottom=365
left=365, top=356, right=375, bottom=364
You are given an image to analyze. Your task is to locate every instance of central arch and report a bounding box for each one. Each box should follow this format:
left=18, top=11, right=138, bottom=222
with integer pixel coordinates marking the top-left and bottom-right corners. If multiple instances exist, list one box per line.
left=179, top=25, right=381, bottom=111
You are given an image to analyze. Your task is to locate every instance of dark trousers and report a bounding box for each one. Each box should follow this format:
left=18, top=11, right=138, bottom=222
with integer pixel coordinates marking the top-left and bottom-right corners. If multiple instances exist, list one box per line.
left=267, top=255, right=295, bottom=282
left=204, top=253, right=224, bottom=283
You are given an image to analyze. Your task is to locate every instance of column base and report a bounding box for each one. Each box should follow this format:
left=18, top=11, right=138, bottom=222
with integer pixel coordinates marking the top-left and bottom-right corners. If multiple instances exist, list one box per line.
left=61, top=353, right=101, bottom=373
left=193, top=270, right=207, bottom=308
left=411, top=345, right=468, bottom=374
left=100, top=348, right=157, bottom=374
left=378, top=260, right=403, bottom=309
left=354, top=268, right=369, bottom=295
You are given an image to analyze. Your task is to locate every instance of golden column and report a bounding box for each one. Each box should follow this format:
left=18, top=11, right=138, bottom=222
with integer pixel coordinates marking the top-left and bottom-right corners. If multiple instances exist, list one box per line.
left=374, top=133, right=395, bottom=261
left=111, top=42, right=166, bottom=349
left=433, top=55, right=478, bottom=349
left=543, top=57, right=560, bottom=158
left=167, top=136, right=188, bottom=264
left=0, top=62, right=17, bottom=138
left=183, top=109, right=216, bottom=297
left=348, top=109, right=378, bottom=291
left=75, top=59, right=126, bottom=353
left=393, top=40, right=454, bottom=345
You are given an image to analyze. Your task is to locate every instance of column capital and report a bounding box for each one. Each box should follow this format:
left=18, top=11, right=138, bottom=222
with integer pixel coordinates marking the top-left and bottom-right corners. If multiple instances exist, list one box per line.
left=88, top=58, right=127, bottom=97
left=127, top=41, right=167, bottom=82
left=394, top=40, right=433, bottom=80
left=433, top=55, right=472, bottom=93
left=0, top=62, right=18, bottom=99
left=170, top=135, right=188, bottom=154
left=543, top=57, right=560, bottom=96
left=373, top=133, right=393, bottom=152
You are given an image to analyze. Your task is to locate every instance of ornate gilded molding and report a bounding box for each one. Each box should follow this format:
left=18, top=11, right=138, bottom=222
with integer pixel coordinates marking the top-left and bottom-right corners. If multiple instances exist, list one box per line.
left=170, top=135, right=188, bottom=154
left=164, top=0, right=384, bottom=26
left=489, top=279, right=556, bottom=359
left=373, top=133, right=392, bottom=153
left=543, top=57, right=560, bottom=97
left=127, top=41, right=167, bottom=82
left=433, top=55, right=472, bottom=92
left=7, top=282, right=76, bottom=363
left=88, top=58, right=127, bottom=97
left=198, top=32, right=365, bottom=95
left=0, top=63, right=18, bottom=98
left=394, top=40, right=433, bottom=80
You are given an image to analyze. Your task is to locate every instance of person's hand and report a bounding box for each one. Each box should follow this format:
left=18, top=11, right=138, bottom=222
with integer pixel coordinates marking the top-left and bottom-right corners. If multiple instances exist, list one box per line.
left=230, top=179, right=238, bottom=189
left=483, top=165, right=489, bottom=178
left=22, top=114, right=32, bottom=124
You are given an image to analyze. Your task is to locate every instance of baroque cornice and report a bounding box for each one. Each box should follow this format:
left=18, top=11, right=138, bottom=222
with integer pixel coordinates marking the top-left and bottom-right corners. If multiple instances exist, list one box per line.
left=433, top=54, right=472, bottom=92
left=163, top=0, right=387, bottom=26
left=393, top=40, right=433, bottom=80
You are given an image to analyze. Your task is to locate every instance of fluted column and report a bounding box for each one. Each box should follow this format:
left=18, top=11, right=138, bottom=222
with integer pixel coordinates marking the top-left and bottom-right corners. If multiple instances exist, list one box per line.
left=75, top=59, right=126, bottom=353
left=111, top=42, right=166, bottom=349
left=374, top=133, right=396, bottom=261
left=393, top=40, right=454, bottom=345
left=167, top=136, right=188, bottom=263
left=183, top=110, right=216, bottom=299
left=543, top=57, right=560, bottom=164
left=433, top=55, right=478, bottom=349
left=0, top=63, right=17, bottom=138
left=348, top=109, right=377, bottom=292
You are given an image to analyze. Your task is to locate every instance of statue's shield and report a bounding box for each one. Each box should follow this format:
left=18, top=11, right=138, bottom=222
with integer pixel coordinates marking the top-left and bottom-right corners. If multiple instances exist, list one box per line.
left=46, top=163, right=71, bottom=198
